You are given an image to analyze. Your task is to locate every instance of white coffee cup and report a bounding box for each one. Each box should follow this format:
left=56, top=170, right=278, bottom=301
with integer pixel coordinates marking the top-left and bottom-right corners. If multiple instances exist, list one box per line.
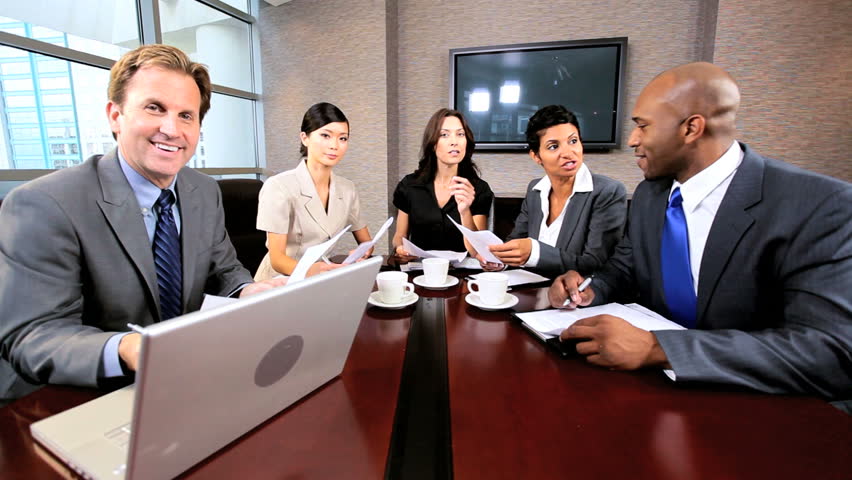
left=376, top=271, right=415, bottom=304
left=422, top=258, right=449, bottom=286
left=468, top=272, right=509, bottom=306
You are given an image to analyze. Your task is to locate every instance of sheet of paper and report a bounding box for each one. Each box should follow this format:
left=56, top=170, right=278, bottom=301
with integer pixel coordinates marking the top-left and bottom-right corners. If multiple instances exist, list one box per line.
left=289, top=225, right=351, bottom=284
left=469, top=269, right=548, bottom=286
left=342, top=217, right=394, bottom=264
left=516, top=303, right=686, bottom=336
left=200, top=294, right=239, bottom=311
left=452, top=257, right=483, bottom=270
left=445, top=215, right=504, bottom=264
left=402, top=237, right=467, bottom=263
left=400, top=262, right=422, bottom=272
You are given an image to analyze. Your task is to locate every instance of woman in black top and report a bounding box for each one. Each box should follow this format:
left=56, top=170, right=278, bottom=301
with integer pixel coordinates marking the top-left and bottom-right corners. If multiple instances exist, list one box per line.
left=392, top=108, right=494, bottom=255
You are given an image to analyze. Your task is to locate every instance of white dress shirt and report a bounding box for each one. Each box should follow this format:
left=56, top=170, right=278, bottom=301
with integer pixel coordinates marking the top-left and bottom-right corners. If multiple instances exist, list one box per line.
left=526, top=164, right=594, bottom=267
left=662, top=141, right=743, bottom=381
left=668, top=141, right=744, bottom=294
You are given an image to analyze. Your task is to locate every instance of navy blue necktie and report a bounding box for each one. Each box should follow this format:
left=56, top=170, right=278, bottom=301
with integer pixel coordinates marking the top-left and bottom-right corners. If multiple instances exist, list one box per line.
left=661, top=187, right=697, bottom=328
left=153, top=189, right=182, bottom=320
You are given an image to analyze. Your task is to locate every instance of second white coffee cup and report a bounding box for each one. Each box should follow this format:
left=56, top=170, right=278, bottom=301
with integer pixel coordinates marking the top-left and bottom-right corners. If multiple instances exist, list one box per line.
left=422, top=258, right=449, bottom=286
left=467, top=272, right=509, bottom=306
left=376, top=271, right=415, bottom=304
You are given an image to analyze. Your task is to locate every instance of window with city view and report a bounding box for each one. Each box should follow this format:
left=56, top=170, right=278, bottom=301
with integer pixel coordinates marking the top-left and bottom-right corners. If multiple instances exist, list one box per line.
left=0, top=0, right=262, bottom=195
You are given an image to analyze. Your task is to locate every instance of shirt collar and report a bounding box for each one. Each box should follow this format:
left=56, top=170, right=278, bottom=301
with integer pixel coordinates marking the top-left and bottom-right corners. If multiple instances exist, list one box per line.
left=532, top=163, right=594, bottom=194
left=117, top=148, right=178, bottom=210
left=671, top=141, right=743, bottom=212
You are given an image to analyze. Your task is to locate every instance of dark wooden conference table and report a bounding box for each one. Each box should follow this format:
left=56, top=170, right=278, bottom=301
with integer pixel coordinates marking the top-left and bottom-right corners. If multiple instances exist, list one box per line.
left=0, top=266, right=849, bottom=479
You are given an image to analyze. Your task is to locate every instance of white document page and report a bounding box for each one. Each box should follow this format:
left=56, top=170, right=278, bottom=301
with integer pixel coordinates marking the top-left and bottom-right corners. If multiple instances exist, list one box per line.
left=470, top=269, right=548, bottom=287
left=342, top=217, right=393, bottom=264
left=200, top=294, right=239, bottom=311
left=446, top=215, right=504, bottom=264
left=400, top=262, right=422, bottom=273
left=402, top=237, right=467, bottom=263
left=288, top=225, right=351, bottom=284
left=516, top=303, right=686, bottom=336
left=452, top=257, right=483, bottom=270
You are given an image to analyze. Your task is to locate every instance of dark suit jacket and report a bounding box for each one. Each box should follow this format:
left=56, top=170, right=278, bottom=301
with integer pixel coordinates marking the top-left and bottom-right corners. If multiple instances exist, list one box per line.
left=593, top=143, right=852, bottom=410
left=0, top=151, right=253, bottom=402
left=507, top=173, right=627, bottom=277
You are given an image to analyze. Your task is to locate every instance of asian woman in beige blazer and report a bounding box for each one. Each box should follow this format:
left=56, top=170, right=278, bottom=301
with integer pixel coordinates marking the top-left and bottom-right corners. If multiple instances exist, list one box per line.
left=254, top=103, right=371, bottom=280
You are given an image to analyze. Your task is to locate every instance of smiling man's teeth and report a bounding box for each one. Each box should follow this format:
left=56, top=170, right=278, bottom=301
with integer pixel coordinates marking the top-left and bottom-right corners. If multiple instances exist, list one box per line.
left=155, top=143, right=178, bottom=152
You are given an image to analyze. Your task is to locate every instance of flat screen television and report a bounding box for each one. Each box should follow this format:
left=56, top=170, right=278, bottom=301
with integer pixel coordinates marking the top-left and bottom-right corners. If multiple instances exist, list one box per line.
left=449, top=37, right=627, bottom=151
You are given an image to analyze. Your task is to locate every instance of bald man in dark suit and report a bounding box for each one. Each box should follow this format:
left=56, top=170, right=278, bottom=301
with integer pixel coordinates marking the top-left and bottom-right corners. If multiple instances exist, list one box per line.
left=549, top=62, right=852, bottom=413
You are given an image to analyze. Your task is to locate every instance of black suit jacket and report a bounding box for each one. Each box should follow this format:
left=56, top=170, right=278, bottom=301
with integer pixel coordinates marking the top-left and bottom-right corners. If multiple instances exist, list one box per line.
left=593, top=143, right=852, bottom=410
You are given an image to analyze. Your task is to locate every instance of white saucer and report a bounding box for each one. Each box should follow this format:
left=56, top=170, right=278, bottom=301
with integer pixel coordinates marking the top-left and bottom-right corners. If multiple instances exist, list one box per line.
left=465, top=293, right=519, bottom=311
left=412, top=275, right=459, bottom=290
left=367, top=291, right=419, bottom=310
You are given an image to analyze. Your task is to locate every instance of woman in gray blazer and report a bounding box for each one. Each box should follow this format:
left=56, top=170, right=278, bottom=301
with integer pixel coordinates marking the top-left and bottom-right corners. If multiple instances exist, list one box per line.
left=484, top=105, right=627, bottom=277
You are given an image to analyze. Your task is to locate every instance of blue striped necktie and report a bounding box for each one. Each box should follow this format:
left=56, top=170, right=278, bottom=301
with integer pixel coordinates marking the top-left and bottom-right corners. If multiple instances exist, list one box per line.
left=153, top=189, right=182, bottom=320
left=661, top=187, right=697, bottom=328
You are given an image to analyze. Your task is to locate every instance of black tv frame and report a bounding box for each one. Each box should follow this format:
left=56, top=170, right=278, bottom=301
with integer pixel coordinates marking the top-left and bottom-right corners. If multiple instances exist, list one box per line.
left=449, top=37, right=628, bottom=152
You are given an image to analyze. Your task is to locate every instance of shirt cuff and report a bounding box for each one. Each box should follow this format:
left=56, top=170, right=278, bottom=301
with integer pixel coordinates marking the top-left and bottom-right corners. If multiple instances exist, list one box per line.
left=525, top=239, right=541, bottom=268
left=663, top=369, right=677, bottom=381
left=102, top=333, right=131, bottom=378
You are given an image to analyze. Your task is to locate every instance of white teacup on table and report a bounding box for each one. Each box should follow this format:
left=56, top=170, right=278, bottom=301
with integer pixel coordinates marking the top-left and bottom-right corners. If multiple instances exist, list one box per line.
left=467, top=272, right=509, bottom=306
left=422, top=258, right=449, bottom=286
left=376, top=271, right=415, bottom=304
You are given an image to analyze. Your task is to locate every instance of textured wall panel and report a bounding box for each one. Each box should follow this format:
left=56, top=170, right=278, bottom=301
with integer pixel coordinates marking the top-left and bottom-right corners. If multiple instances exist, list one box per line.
left=715, top=0, right=852, bottom=182
left=396, top=0, right=706, bottom=194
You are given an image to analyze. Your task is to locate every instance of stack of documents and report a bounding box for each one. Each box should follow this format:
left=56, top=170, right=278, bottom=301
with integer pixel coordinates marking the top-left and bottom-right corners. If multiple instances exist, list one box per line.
left=515, top=303, right=685, bottom=339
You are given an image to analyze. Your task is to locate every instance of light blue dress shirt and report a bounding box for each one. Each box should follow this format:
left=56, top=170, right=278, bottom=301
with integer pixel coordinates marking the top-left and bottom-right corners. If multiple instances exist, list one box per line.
left=102, top=151, right=181, bottom=378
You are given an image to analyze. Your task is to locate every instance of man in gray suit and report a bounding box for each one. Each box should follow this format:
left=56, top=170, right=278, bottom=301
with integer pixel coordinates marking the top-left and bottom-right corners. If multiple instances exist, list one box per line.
left=549, top=62, right=852, bottom=412
left=0, top=45, right=285, bottom=403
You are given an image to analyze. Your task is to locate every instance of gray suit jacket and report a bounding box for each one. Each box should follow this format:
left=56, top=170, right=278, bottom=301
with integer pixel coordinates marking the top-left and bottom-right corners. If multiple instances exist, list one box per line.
left=593, top=143, right=852, bottom=410
left=507, top=174, right=627, bottom=277
left=0, top=151, right=252, bottom=402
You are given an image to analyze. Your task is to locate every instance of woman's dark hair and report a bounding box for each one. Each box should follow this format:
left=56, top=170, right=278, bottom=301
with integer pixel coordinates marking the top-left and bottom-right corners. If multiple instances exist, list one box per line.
left=413, top=108, right=481, bottom=182
left=300, top=102, right=349, bottom=157
left=525, top=105, right=581, bottom=154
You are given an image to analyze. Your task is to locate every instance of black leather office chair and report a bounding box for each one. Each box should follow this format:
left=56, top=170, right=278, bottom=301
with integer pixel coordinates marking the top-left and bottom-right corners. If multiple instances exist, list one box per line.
left=217, top=178, right=266, bottom=276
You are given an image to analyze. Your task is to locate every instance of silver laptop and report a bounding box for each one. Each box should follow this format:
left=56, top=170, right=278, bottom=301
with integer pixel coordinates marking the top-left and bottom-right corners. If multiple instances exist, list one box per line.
left=31, top=256, right=383, bottom=480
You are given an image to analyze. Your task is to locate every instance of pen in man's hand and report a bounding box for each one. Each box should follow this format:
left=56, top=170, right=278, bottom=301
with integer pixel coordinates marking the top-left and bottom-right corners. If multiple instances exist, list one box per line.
left=562, top=275, right=594, bottom=307
left=127, top=323, right=146, bottom=334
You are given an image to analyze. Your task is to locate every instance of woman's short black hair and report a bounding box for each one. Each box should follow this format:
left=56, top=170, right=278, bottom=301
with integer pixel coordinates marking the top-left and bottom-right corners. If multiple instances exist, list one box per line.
left=300, top=102, right=349, bottom=156
left=525, top=105, right=581, bottom=154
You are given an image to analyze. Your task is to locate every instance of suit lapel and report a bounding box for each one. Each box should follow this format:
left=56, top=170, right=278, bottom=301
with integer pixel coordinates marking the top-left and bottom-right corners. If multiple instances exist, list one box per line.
left=95, top=151, right=159, bottom=313
left=176, top=171, right=199, bottom=312
left=527, top=190, right=543, bottom=239
left=327, top=171, right=347, bottom=228
left=646, top=180, right=672, bottom=309
left=696, top=145, right=761, bottom=325
left=296, top=161, right=333, bottom=237
left=555, top=192, right=590, bottom=247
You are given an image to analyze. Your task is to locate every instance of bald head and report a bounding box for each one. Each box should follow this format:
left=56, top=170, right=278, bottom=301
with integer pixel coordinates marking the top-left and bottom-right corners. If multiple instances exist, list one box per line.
left=629, top=62, right=741, bottom=182
left=648, top=62, right=740, bottom=139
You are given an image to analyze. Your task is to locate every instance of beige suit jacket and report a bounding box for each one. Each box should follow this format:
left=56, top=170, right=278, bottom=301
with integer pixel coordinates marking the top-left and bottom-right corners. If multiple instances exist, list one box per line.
left=254, top=159, right=366, bottom=281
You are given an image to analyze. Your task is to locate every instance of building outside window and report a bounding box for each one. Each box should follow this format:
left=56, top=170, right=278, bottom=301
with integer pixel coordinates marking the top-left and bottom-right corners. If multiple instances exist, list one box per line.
left=0, top=0, right=264, bottom=195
